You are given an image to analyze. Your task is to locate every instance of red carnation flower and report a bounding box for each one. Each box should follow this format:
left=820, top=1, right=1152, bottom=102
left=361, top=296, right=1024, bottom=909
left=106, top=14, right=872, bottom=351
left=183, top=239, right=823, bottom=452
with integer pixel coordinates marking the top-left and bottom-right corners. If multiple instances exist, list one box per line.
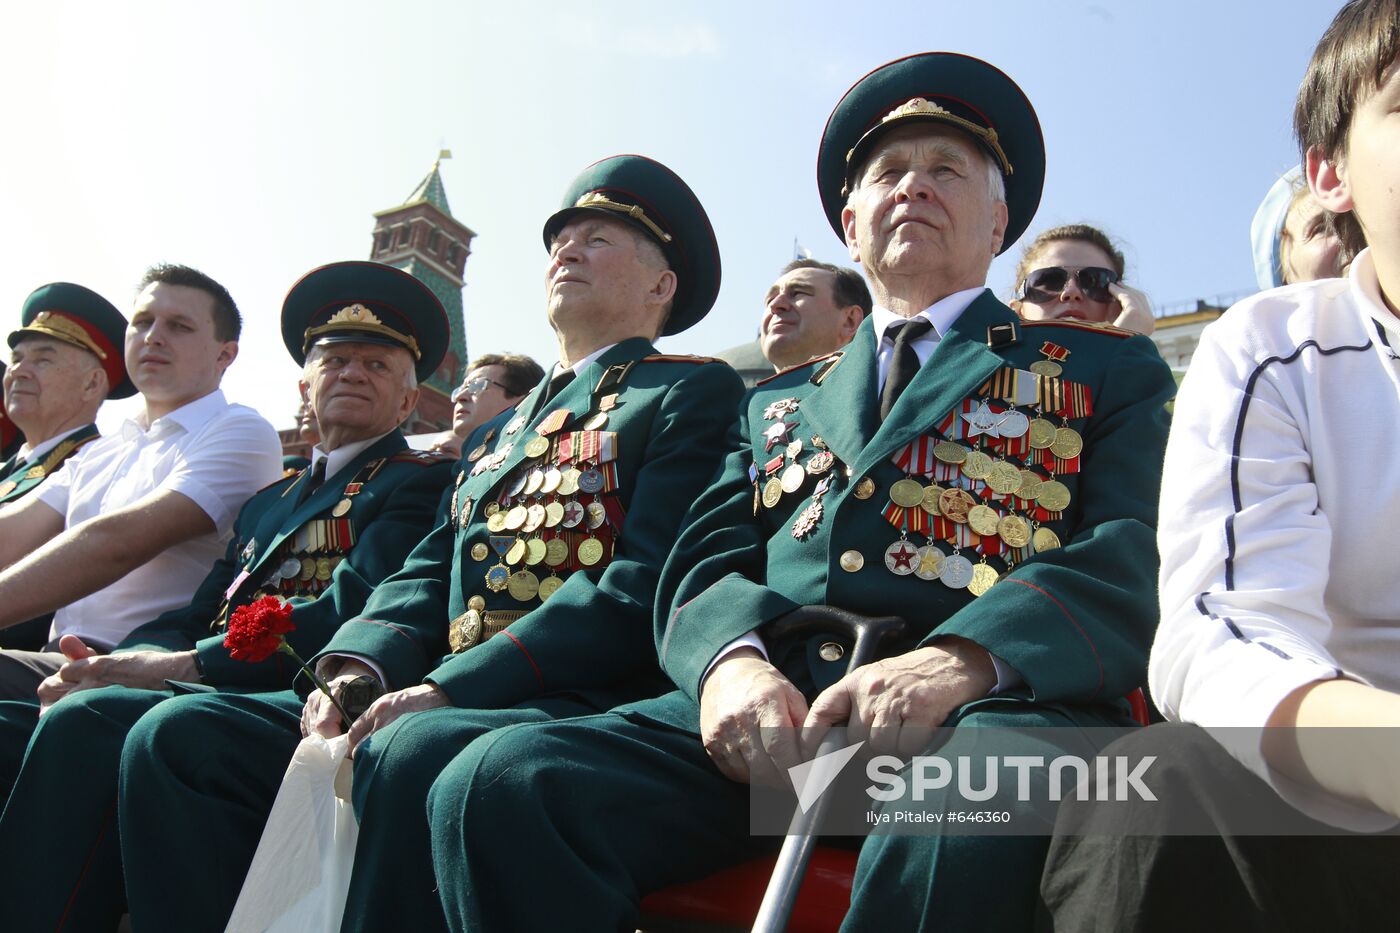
left=225, top=595, right=297, bottom=663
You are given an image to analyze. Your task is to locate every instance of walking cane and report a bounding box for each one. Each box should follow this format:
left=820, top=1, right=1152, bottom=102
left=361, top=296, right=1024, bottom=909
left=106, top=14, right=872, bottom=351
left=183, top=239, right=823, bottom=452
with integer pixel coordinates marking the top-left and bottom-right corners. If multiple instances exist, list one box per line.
left=750, top=605, right=906, bottom=933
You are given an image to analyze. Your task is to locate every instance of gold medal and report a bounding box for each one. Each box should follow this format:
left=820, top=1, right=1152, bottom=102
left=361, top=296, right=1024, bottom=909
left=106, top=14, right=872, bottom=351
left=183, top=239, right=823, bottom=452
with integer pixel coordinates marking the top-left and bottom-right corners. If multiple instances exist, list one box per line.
left=1033, top=527, right=1063, bottom=552
left=583, top=412, right=608, bottom=430
left=504, top=505, right=529, bottom=531
left=1017, top=470, right=1044, bottom=501
left=506, top=539, right=527, bottom=565
left=332, top=498, right=353, bottom=517
left=960, top=450, right=993, bottom=480
left=577, top=537, right=605, bottom=566
left=968, top=563, right=999, bottom=597
left=467, top=443, right=488, bottom=462
left=780, top=462, right=806, bottom=494
left=468, top=594, right=486, bottom=612
left=1050, top=427, right=1084, bottom=460
left=1027, top=418, right=1056, bottom=449
left=1037, top=480, right=1071, bottom=512
left=544, top=501, right=565, bottom=528
left=484, top=501, right=501, bottom=517
left=839, top=549, right=865, bottom=573
left=889, top=478, right=925, bottom=508
left=508, top=569, right=540, bottom=602
left=524, top=537, right=548, bottom=565
left=938, top=488, right=976, bottom=523
left=985, top=462, right=1022, bottom=495
left=913, top=545, right=944, bottom=581
left=523, top=504, right=547, bottom=533
left=524, top=469, right=546, bottom=496
left=470, top=542, right=489, bottom=562
left=449, top=610, right=483, bottom=652
left=762, top=477, right=784, bottom=509
left=557, top=468, right=581, bottom=496
left=300, top=558, right=317, bottom=582
left=524, top=436, right=550, bottom=458
left=538, top=574, right=563, bottom=601
left=486, top=511, right=509, bottom=533
left=544, top=538, right=569, bottom=566
left=967, top=504, right=1001, bottom=536
left=540, top=467, right=563, bottom=495
left=853, top=477, right=876, bottom=500
left=997, top=514, right=1032, bottom=548
left=315, top=557, right=333, bottom=581
left=920, top=484, right=945, bottom=515
left=933, top=441, right=967, bottom=464
left=1028, top=360, right=1063, bottom=377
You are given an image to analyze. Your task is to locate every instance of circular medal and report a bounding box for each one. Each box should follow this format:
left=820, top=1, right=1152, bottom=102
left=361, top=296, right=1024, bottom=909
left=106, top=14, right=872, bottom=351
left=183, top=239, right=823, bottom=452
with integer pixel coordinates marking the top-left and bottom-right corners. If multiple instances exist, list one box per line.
left=467, top=595, right=486, bottom=613
left=780, top=462, right=807, bottom=494
left=467, top=444, right=487, bottom=463
left=508, top=569, right=540, bottom=602
left=280, top=557, right=302, bottom=579
left=1050, top=427, right=1084, bottom=460
left=561, top=501, right=585, bottom=528
left=585, top=500, right=607, bottom=530
left=538, top=575, right=564, bottom=601
left=485, top=564, right=510, bottom=592
left=913, top=545, right=944, bottom=581
left=786, top=439, right=803, bottom=459
left=315, top=557, right=333, bottom=581
left=507, top=472, right=528, bottom=498
left=933, top=441, right=967, bottom=464
left=505, top=539, right=527, bottom=565
left=524, top=537, right=548, bottom=565
left=557, top=468, right=581, bottom=496
left=300, top=558, right=317, bottom=582
left=938, top=488, right=977, bottom=523
left=883, top=539, right=920, bottom=576
left=544, top=501, right=565, bottom=527
left=577, top=537, right=605, bottom=566
left=997, top=410, right=1029, bottom=438
left=484, top=501, right=501, bottom=517
left=853, top=477, right=876, bottom=500
left=1017, top=471, right=1044, bottom=501
left=967, top=504, right=1001, bottom=536
left=1033, top=527, right=1063, bottom=552
left=332, top=498, right=353, bottom=517
left=889, top=478, right=925, bottom=508
left=524, top=436, right=550, bottom=459
left=1037, top=480, right=1071, bottom=512
left=470, top=542, right=490, bottom=562
left=524, top=468, right=546, bottom=496
left=523, top=503, right=547, bottom=533
left=807, top=450, right=835, bottom=475
left=449, top=610, right=482, bottom=653
left=540, top=467, right=563, bottom=495
left=1027, top=419, right=1056, bottom=449
left=578, top=468, right=605, bottom=494
left=960, top=450, right=993, bottom=480
left=1029, top=360, right=1063, bottom=378
left=583, top=412, right=609, bottom=430
left=504, top=505, right=528, bottom=531
left=838, top=549, right=865, bottom=573
left=486, top=511, right=509, bottom=533
left=544, top=538, right=570, bottom=566
left=997, top=514, right=1032, bottom=548
left=985, top=462, right=1023, bottom=496
left=762, top=477, right=784, bottom=509
left=968, top=563, right=999, bottom=597
left=939, top=553, right=974, bottom=589
left=920, top=484, right=945, bottom=515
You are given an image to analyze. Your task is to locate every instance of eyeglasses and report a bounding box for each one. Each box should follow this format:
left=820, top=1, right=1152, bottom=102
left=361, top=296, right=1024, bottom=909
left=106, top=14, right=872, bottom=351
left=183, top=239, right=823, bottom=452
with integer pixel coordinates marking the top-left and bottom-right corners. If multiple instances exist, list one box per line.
left=453, top=376, right=512, bottom=401
left=1019, top=266, right=1119, bottom=304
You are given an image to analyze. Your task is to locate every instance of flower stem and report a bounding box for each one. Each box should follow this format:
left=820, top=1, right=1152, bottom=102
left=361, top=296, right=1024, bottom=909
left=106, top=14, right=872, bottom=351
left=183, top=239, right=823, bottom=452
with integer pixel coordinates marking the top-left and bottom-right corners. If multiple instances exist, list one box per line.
left=279, top=641, right=353, bottom=727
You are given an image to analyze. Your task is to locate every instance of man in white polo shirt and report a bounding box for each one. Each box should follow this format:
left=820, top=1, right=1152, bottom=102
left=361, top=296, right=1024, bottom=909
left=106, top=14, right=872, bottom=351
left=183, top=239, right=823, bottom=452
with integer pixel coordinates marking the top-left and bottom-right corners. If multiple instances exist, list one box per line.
left=0, top=263, right=281, bottom=700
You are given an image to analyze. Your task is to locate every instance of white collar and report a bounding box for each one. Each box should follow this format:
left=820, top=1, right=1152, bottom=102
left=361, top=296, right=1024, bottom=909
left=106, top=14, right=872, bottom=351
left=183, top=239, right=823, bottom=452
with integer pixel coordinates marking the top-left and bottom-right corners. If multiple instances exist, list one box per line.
left=312, top=429, right=395, bottom=482
left=869, top=287, right=986, bottom=345
left=553, top=342, right=619, bottom=380
left=124, top=388, right=228, bottom=441
left=17, top=424, right=93, bottom=462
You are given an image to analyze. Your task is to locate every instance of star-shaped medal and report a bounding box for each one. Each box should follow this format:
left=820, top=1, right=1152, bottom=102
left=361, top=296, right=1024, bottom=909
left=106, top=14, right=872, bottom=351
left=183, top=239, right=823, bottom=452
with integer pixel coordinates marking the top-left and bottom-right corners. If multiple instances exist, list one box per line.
left=764, top=420, right=797, bottom=453
left=763, top=398, right=800, bottom=420
left=961, top=400, right=1007, bottom=439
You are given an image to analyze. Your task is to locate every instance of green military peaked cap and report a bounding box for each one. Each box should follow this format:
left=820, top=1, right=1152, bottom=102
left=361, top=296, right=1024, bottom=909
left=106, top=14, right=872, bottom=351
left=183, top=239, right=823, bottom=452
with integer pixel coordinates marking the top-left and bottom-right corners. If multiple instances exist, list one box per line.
left=543, top=154, right=721, bottom=335
left=9, top=282, right=136, bottom=399
left=281, top=260, right=449, bottom=382
left=818, top=52, right=1045, bottom=254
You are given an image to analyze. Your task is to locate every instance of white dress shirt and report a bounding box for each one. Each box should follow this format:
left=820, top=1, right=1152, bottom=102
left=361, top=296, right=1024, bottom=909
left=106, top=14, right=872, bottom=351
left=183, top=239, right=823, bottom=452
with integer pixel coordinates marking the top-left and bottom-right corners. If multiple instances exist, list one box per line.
left=1153, top=248, right=1400, bottom=830
left=36, top=389, right=281, bottom=649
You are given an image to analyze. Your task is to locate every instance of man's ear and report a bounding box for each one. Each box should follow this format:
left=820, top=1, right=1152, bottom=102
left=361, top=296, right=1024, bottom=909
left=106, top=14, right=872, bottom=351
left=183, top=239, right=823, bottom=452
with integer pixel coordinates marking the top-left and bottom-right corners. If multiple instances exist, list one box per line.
left=989, top=199, right=1009, bottom=258
left=838, top=306, right=863, bottom=342
left=216, top=340, right=239, bottom=372
left=1307, top=145, right=1354, bottom=214
left=841, top=206, right=861, bottom=263
left=298, top=380, right=310, bottom=403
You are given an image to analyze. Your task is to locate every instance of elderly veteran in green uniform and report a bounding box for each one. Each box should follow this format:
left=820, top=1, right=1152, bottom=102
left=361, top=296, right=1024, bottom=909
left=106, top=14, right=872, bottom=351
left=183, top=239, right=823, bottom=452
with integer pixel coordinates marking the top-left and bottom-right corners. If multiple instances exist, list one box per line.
left=0, top=260, right=455, bottom=933
left=0, top=284, right=135, bottom=653
left=116, top=155, right=743, bottom=933
left=426, top=53, right=1176, bottom=932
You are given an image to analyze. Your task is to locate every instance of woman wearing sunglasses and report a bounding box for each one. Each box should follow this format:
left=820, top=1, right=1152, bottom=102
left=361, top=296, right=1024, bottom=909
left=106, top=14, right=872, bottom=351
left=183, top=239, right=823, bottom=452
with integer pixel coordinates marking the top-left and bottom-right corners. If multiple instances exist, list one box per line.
left=1010, top=224, right=1156, bottom=335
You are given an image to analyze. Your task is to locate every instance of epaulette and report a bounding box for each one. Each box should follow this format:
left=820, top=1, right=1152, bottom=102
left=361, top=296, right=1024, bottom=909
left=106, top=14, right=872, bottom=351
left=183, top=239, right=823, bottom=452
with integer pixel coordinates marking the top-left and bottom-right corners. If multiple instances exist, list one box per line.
left=389, top=449, right=457, bottom=465
left=1021, top=320, right=1136, bottom=338
left=639, top=353, right=725, bottom=364
left=755, top=350, right=844, bottom=387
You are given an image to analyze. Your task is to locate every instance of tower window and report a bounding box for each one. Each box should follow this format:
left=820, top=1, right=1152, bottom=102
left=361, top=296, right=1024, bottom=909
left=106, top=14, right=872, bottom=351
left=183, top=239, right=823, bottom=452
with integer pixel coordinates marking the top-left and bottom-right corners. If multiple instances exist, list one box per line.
left=428, top=229, right=441, bottom=254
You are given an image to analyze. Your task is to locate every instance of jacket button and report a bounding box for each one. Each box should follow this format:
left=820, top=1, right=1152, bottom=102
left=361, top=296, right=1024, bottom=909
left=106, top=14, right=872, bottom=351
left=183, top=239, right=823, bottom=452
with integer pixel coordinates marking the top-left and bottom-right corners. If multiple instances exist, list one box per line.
left=839, top=549, right=864, bottom=572
left=818, top=641, right=845, bottom=663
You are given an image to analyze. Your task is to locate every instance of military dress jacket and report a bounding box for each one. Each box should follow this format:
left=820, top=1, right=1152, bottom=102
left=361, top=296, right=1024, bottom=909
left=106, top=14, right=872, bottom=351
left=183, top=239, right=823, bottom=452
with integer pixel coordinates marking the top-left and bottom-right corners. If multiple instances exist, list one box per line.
left=118, top=431, right=453, bottom=690
left=645, top=291, right=1175, bottom=733
left=0, top=423, right=99, bottom=507
left=312, top=337, right=745, bottom=713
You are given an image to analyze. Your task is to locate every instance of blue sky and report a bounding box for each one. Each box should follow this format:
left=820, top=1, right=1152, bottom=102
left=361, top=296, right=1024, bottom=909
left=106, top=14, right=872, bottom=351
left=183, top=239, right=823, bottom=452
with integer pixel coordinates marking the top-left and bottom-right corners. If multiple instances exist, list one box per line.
left=0, top=0, right=1340, bottom=431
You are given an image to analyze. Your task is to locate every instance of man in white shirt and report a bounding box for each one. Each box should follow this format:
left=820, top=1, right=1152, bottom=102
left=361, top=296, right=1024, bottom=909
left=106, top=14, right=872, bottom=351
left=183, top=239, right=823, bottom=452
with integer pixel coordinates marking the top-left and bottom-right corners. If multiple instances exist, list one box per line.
left=0, top=263, right=281, bottom=699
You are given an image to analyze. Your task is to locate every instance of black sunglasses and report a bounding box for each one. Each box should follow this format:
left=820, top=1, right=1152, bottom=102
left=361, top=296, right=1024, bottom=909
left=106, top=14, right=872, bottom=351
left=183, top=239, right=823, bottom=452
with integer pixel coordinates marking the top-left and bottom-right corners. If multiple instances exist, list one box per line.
left=1020, top=266, right=1119, bottom=304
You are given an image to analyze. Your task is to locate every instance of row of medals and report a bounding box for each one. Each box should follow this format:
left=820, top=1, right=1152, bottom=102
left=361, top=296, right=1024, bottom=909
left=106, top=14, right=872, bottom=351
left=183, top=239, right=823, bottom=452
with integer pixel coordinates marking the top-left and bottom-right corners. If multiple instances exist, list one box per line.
left=260, top=508, right=355, bottom=595
left=761, top=403, right=1079, bottom=599
left=460, top=434, right=612, bottom=604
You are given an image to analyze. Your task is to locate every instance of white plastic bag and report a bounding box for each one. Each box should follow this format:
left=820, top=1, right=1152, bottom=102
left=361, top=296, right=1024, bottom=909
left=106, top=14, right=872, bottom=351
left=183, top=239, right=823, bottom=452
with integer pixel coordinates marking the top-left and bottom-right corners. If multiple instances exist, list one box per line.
left=225, top=733, right=358, bottom=933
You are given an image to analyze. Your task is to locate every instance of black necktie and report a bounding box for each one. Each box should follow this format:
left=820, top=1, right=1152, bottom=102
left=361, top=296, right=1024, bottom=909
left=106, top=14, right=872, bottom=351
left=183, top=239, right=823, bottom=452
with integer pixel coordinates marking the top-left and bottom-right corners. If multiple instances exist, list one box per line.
left=544, top=370, right=576, bottom=405
left=879, top=318, right=933, bottom=421
left=297, top=457, right=327, bottom=507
